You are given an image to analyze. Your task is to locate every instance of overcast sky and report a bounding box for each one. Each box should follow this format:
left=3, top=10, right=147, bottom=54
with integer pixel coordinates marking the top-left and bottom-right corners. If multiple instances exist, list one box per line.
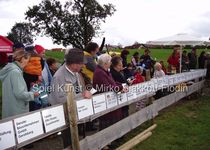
left=1, top=0, right=210, bottom=49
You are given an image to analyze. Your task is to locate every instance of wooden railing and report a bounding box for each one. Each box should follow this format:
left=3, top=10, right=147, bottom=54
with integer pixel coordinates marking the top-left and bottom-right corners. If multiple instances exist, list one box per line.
left=0, top=69, right=207, bottom=150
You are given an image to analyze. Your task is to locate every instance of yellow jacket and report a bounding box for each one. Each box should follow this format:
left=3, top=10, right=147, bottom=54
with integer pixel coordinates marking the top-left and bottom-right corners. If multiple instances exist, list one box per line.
left=81, top=51, right=97, bottom=82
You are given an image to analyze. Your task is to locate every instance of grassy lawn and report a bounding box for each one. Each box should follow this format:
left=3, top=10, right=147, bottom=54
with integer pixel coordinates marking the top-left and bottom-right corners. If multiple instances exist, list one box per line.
left=112, top=95, right=210, bottom=150
left=45, top=51, right=65, bottom=63
left=44, top=48, right=210, bottom=67
left=118, top=48, right=209, bottom=64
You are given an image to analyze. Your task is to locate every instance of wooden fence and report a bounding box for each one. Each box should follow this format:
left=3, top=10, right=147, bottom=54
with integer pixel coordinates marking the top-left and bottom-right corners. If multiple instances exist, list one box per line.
left=0, top=69, right=207, bottom=150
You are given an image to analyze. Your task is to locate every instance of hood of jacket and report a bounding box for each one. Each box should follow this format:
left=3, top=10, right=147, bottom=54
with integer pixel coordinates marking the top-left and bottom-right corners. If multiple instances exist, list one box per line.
left=0, top=63, right=21, bottom=81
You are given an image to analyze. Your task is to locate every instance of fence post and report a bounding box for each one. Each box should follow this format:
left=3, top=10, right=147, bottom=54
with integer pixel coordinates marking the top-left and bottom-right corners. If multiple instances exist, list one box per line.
left=66, top=84, right=80, bottom=150
left=145, top=69, right=151, bottom=81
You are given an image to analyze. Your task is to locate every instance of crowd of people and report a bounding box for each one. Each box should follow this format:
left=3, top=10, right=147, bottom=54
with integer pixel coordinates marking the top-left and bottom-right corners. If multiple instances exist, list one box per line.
left=0, top=42, right=210, bottom=149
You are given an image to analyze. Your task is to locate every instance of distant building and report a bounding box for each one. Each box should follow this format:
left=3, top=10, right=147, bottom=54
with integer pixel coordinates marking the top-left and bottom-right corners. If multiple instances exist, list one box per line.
left=51, top=48, right=66, bottom=52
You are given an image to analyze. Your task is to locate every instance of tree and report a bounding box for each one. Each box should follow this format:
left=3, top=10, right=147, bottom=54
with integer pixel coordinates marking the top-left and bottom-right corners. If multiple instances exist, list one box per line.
left=25, top=0, right=116, bottom=49
left=7, top=22, right=34, bottom=44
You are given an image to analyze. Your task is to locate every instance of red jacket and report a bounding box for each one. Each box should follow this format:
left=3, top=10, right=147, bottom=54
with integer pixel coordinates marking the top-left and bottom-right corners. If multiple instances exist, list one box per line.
left=133, top=72, right=145, bottom=84
left=167, top=55, right=179, bottom=66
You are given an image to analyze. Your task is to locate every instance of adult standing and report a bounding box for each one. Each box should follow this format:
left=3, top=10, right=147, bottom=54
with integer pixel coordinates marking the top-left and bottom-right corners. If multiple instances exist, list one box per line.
left=110, top=56, right=130, bottom=118
left=120, top=49, right=129, bottom=67
left=131, top=52, right=140, bottom=68
left=93, top=54, right=127, bottom=130
left=167, top=45, right=180, bottom=73
left=188, top=47, right=197, bottom=69
left=181, top=50, right=189, bottom=71
left=0, top=50, right=39, bottom=118
left=23, top=45, right=45, bottom=111
left=198, top=51, right=206, bottom=69
left=81, top=42, right=99, bottom=83
left=48, top=48, right=92, bottom=148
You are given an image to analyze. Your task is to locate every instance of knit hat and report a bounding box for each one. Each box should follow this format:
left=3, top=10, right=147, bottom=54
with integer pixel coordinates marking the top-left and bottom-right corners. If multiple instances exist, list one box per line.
left=65, top=48, right=86, bottom=64
left=25, top=45, right=35, bottom=52
left=35, top=44, right=45, bottom=54
left=13, top=42, right=24, bottom=50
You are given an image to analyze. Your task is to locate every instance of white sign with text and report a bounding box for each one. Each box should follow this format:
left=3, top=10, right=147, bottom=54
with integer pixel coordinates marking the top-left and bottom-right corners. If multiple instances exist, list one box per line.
left=92, top=94, right=107, bottom=114
left=127, top=86, right=137, bottom=101
left=168, top=75, right=175, bottom=85
left=14, top=112, right=44, bottom=144
left=117, top=93, right=128, bottom=105
left=42, top=105, right=66, bottom=133
left=106, top=92, right=118, bottom=108
left=0, top=121, right=16, bottom=150
left=136, top=82, right=148, bottom=97
left=76, top=99, right=94, bottom=120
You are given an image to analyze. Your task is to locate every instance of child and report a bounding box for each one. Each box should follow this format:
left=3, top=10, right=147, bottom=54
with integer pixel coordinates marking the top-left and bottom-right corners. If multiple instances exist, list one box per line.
left=123, top=63, right=134, bottom=80
left=153, top=62, right=165, bottom=78
left=133, top=66, right=145, bottom=84
left=159, top=60, right=167, bottom=74
left=132, top=66, right=146, bottom=111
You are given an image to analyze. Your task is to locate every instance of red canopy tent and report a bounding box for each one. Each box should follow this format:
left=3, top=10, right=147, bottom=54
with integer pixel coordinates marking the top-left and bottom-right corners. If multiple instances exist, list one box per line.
left=0, top=35, right=13, bottom=66
left=0, top=35, right=13, bottom=52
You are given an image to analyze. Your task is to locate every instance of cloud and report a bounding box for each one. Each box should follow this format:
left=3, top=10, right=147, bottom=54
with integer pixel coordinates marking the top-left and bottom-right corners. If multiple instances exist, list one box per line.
left=187, top=11, right=210, bottom=38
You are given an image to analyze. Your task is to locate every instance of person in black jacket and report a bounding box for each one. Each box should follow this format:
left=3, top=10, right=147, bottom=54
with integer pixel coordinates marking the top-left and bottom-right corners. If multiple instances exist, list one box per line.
left=110, top=56, right=130, bottom=118
left=198, top=51, right=206, bottom=69
left=120, top=49, right=130, bottom=67
left=124, top=63, right=134, bottom=80
left=188, top=48, right=197, bottom=69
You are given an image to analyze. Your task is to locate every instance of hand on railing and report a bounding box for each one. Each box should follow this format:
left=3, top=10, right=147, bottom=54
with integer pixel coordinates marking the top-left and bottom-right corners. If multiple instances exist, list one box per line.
left=82, top=90, right=92, bottom=99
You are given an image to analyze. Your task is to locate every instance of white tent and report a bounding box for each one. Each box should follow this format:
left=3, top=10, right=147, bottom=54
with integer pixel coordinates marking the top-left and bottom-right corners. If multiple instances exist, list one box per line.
left=146, top=33, right=205, bottom=73
left=204, top=40, right=210, bottom=46
left=146, top=33, right=204, bottom=46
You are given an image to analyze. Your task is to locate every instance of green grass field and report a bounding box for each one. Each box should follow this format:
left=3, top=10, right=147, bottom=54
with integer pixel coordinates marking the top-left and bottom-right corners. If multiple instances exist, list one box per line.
left=44, top=48, right=209, bottom=67
left=45, top=51, right=65, bottom=63
left=110, top=95, right=210, bottom=150
left=134, top=96, right=210, bottom=150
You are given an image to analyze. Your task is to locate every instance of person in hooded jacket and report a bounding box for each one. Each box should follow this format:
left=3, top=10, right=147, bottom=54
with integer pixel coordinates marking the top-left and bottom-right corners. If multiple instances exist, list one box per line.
left=0, top=50, right=39, bottom=119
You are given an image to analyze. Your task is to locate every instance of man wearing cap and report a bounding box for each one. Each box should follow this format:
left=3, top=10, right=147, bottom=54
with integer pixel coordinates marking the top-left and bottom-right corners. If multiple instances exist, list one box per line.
left=48, top=48, right=92, bottom=148
left=49, top=48, right=92, bottom=105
